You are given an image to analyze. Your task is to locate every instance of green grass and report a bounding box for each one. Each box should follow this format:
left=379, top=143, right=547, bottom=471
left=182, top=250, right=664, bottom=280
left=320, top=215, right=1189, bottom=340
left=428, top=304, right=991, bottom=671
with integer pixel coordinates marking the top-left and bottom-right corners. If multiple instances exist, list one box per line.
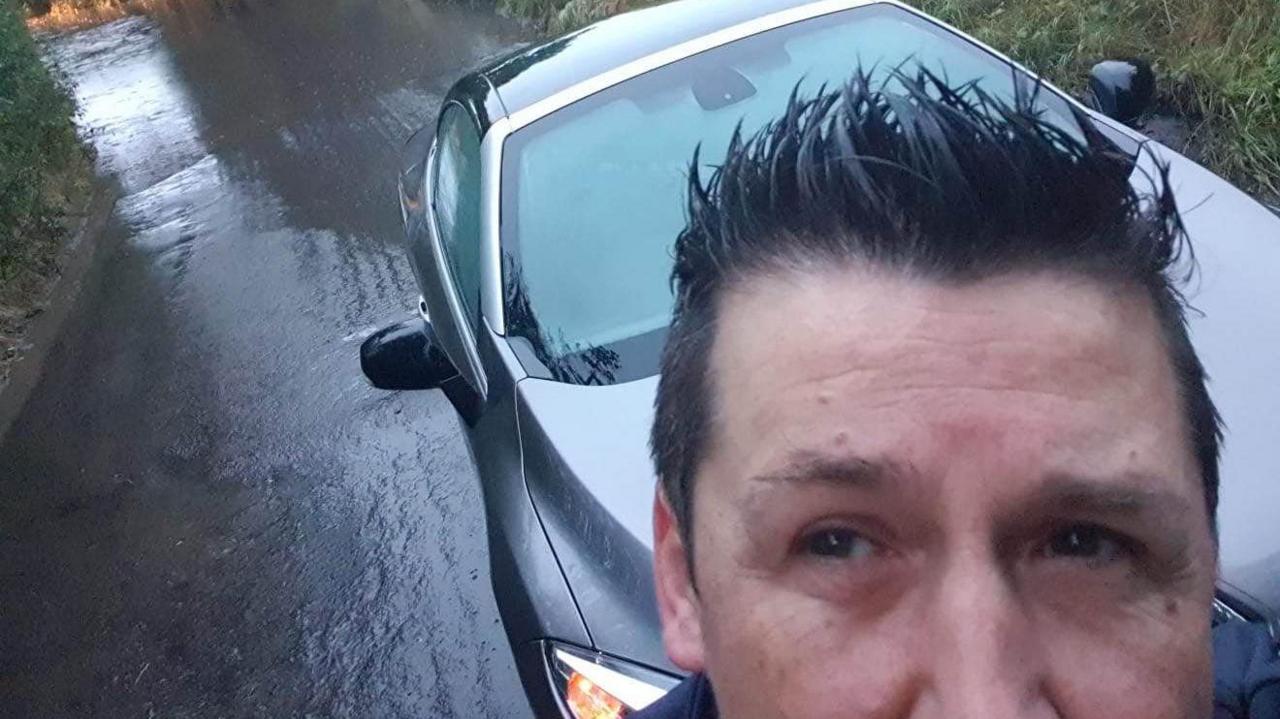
left=0, top=0, right=88, bottom=352
left=915, top=0, right=1280, bottom=202
left=502, top=0, right=1280, bottom=203
left=498, top=0, right=662, bottom=34
left=497, top=0, right=560, bottom=20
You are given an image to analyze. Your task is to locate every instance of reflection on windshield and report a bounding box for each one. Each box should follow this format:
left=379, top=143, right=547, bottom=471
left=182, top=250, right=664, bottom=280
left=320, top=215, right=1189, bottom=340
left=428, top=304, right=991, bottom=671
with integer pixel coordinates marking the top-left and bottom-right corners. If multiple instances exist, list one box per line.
left=506, top=262, right=623, bottom=385
left=502, top=4, right=1085, bottom=385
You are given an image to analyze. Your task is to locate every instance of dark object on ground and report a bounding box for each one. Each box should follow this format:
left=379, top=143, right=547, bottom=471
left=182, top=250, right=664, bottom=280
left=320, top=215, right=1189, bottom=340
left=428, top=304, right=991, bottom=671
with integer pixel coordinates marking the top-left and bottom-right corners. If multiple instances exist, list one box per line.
left=1214, top=621, right=1280, bottom=719
left=363, top=0, right=1280, bottom=715
left=1085, top=58, right=1155, bottom=125
left=22, top=0, right=52, bottom=16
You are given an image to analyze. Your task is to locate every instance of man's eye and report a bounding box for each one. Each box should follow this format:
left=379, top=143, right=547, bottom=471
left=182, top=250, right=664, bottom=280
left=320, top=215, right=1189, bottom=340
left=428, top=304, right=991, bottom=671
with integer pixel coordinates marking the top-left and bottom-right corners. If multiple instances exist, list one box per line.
left=803, top=528, right=877, bottom=560
left=1042, top=524, right=1129, bottom=565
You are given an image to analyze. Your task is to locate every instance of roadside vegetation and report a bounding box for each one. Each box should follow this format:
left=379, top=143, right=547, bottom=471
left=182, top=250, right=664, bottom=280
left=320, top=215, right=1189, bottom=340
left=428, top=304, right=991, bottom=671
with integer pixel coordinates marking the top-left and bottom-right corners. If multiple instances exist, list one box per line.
left=498, top=0, right=660, bottom=33
left=917, top=0, right=1279, bottom=203
left=502, top=0, right=1280, bottom=204
left=0, top=0, right=90, bottom=384
left=22, top=0, right=190, bottom=31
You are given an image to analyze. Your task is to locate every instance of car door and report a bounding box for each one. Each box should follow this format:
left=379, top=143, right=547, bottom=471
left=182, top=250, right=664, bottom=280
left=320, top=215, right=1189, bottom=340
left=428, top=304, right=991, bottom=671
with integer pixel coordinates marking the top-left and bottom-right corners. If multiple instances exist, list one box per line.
left=418, top=102, right=488, bottom=402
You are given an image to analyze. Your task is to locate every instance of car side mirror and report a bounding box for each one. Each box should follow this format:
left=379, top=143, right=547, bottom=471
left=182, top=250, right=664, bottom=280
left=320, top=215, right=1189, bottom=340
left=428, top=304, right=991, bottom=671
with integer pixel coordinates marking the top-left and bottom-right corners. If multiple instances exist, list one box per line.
left=360, top=318, right=458, bottom=391
left=1085, top=59, right=1155, bottom=126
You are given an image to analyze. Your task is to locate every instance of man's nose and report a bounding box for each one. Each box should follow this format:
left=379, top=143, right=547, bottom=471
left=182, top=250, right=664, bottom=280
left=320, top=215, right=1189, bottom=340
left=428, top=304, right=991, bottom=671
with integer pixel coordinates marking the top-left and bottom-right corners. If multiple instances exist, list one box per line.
left=911, top=552, right=1058, bottom=719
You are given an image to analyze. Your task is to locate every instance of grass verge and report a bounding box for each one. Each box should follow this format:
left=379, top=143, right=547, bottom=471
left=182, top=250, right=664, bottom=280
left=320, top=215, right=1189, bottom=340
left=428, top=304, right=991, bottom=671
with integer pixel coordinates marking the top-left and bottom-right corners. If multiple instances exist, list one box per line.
left=500, top=0, right=1280, bottom=204
left=22, top=0, right=168, bottom=32
left=916, top=0, right=1279, bottom=203
left=498, top=0, right=662, bottom=34
left=1, top=0, right=93, bottom=387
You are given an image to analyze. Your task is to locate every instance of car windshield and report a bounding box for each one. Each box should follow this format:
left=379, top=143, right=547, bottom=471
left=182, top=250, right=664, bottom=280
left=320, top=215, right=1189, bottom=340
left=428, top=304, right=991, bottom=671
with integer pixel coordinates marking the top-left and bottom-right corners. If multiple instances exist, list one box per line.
left=502, top=3, right=1087, bottom=385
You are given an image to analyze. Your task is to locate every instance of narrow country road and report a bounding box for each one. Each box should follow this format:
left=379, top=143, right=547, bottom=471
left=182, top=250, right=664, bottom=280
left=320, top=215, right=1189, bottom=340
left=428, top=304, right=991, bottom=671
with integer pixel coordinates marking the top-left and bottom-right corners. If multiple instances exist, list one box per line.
left=0, top=1, right=533, bottom=716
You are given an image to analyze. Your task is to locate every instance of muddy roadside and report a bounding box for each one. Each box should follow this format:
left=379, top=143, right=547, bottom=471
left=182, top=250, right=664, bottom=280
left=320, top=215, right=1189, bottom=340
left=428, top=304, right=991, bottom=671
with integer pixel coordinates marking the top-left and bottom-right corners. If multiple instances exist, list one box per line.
left=0, top=173, right=119, bottom=440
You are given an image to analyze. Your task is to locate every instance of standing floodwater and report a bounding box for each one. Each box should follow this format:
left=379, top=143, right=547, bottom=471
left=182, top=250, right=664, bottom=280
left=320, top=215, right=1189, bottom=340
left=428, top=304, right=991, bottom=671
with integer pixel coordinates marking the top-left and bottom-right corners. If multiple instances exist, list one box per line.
left=0, top=2, right=530, bottom=716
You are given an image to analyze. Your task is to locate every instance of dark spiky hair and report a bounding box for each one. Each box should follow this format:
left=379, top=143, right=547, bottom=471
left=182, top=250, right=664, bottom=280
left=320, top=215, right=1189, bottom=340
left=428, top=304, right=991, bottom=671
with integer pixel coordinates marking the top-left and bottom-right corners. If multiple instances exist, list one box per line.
left=650, top=68, right=1222, bottom=546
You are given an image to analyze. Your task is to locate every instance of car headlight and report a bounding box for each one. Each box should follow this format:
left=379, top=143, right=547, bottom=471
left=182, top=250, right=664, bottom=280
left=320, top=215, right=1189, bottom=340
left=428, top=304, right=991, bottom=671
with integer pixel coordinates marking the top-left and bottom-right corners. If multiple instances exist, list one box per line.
left=547, top=642, right=681, bottom=719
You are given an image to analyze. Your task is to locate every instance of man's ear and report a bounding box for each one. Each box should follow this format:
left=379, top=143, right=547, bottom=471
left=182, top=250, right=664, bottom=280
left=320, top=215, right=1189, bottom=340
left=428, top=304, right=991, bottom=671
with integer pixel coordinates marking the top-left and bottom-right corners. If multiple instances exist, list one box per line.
left=653, top=485, right=706, bottom=673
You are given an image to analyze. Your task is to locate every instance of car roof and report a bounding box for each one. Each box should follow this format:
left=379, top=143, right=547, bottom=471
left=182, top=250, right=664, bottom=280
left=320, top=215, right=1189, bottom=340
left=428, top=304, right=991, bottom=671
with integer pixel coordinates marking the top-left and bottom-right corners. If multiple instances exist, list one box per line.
left=475, top=0, right=843, bottom=120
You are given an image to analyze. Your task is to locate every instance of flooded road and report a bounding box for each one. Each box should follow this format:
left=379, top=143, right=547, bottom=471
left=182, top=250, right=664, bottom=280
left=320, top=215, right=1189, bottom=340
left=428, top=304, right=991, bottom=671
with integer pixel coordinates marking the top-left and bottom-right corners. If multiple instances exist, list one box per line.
left=0, top=2, right=532, bottom=716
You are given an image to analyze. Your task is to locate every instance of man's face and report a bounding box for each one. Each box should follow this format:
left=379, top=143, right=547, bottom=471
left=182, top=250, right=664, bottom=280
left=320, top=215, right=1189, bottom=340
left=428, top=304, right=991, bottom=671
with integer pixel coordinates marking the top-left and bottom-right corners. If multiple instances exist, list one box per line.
left=652, top=266, right=1217, bottom=719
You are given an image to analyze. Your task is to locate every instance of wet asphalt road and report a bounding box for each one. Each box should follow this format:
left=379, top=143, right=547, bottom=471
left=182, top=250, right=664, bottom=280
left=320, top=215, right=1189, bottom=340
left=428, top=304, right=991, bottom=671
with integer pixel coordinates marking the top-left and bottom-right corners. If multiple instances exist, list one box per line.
left=0, top=2, right=534, bottom=716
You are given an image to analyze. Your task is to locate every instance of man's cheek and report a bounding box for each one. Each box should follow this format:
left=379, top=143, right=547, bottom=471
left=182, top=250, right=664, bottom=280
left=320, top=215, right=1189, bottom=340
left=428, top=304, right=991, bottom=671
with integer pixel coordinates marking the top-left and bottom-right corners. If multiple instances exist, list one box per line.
left=1039, top=601, right=1213, bottom=718
left=701, top=584, right=911, bottom=719
left=700, top=582, right=816, bottom=715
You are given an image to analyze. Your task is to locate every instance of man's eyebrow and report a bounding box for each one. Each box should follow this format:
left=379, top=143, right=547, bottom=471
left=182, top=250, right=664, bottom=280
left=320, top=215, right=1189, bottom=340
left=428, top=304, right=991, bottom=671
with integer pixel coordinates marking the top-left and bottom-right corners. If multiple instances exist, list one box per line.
left=748, top=451, right=906, bottom=490
left=1034, top=474, right=1194, bottom=519
left=748, top=461, right=1193, bottom=515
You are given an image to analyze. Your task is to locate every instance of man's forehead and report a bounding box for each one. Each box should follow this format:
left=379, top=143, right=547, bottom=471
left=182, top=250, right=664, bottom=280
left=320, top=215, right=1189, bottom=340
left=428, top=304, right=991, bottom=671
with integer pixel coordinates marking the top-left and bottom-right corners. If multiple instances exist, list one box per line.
left=712, top=265, right=1167, bottom=399
left=701, top=264, right=1190, bottom=483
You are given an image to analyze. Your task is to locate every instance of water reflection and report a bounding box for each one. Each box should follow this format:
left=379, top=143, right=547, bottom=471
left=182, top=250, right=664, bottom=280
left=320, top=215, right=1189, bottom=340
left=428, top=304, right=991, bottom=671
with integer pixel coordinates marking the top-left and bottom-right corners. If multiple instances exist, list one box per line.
left=42, top=16, right=208, bottom=195
left=3, top=2, right=533, bottom=716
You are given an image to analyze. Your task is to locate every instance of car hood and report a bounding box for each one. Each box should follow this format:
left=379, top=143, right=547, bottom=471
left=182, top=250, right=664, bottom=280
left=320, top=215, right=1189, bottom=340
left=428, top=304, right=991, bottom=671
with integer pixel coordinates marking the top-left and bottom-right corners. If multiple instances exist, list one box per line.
left=515, top=142, right=1280, bottom=674
left=1148, top=141, right=1280, bottom=614
left=515, top=375, right=672, bottom=672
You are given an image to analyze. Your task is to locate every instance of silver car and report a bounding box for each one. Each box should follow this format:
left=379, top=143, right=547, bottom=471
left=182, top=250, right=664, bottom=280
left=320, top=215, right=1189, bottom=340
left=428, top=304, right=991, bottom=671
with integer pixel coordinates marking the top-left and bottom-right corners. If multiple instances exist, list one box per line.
left=360, top=1, right=1280, bottom=715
